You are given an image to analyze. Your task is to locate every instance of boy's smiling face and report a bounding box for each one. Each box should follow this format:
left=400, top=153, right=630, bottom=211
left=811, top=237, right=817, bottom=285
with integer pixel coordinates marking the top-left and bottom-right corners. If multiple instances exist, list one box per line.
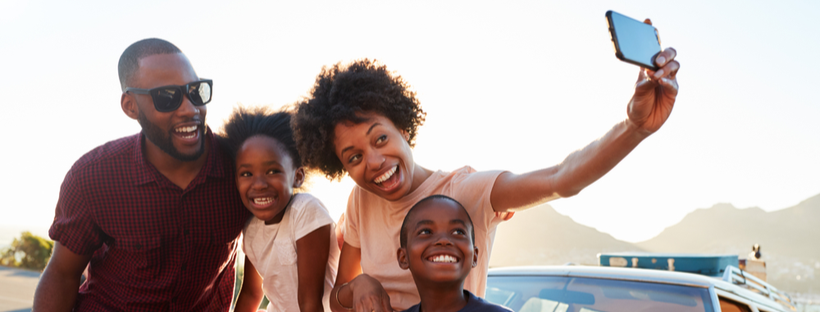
left=333, top=113, right=417, bottom=201
left=397, top=198, right=478, bottom=284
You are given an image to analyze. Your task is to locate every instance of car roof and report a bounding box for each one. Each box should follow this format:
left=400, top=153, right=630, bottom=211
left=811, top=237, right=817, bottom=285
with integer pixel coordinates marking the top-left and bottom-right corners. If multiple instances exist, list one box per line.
left=487, top=265, right=788, bottom=311
left=489, top=265, right=715, bottom=288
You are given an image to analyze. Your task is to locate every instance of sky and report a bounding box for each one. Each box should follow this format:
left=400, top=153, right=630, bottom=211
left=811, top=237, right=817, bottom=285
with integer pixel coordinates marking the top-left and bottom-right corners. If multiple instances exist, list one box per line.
left=1, top=0, right=818, bottom=244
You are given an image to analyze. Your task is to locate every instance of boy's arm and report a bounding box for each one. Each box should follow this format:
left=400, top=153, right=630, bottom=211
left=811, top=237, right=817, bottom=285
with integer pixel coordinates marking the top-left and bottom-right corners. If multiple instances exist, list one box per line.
left=331, top=243, right=392, bottom=312
left=234, top=256, right=264, bottom=312
left=491, top=47, right=680, bottom=212
left=295, top=225, right=332, bottom=312
left=32, top=242, right=91, bottom=312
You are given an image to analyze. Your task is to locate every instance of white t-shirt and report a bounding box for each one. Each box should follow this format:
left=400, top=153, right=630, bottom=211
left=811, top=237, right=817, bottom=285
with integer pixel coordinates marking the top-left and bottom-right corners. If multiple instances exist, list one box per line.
left=344, top=166, right=510, bottom=310
left=243, top=193, right=340, bottom=312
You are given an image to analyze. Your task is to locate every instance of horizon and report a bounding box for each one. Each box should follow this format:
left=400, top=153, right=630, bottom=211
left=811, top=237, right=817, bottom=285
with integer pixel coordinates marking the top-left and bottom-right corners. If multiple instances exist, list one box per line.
left=1, top=0, right=819, bottom=243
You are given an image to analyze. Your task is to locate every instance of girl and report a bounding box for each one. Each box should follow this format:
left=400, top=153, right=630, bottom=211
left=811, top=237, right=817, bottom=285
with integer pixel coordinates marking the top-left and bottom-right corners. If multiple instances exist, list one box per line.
left=219, top=106, right=340, bottom=312
left=292, top=47, right=678, bottom=311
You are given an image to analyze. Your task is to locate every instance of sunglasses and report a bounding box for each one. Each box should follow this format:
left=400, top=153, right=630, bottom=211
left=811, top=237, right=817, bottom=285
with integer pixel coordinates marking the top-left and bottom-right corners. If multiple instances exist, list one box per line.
left=126, top=79, right=213, bottom=112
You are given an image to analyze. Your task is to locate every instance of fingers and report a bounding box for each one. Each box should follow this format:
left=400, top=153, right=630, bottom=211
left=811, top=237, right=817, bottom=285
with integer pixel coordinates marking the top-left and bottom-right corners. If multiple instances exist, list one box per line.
left=659, top=76, right=680, bottom=94
left=382, top=296, right=393, bottom=312
left=353, top=293, right=392, bottom=312
left=655, top=47, right=677, bottom=69
left=653, top=59, right=680, bottom=80
left=644, top=18, right=652, bottom=26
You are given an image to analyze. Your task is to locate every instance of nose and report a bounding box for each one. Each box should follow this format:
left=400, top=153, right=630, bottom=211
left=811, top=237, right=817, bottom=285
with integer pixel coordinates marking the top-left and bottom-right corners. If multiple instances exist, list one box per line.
left=175, top=96, right=200, bottom=118
left=250, top=175, right=268, bottom=190
left=366, top=150, right=385, bottom=171
left=434, top=235, right=453, bottom=246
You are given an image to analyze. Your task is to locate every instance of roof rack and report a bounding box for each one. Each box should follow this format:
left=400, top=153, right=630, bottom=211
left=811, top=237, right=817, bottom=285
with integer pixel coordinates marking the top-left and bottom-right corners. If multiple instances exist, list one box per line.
left=722, top=265, right=796, bottom=311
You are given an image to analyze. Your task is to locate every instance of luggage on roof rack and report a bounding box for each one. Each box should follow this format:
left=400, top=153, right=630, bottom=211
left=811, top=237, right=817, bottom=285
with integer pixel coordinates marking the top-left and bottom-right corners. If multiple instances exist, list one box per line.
left=598, top=252, right=739, bottom=277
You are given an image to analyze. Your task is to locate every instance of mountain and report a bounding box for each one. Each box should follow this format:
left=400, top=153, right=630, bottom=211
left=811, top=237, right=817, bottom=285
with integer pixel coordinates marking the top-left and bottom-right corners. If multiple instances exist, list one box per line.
left=489, top=203, right=642, bottom=267
left=636, top=193, right=820, bottom=293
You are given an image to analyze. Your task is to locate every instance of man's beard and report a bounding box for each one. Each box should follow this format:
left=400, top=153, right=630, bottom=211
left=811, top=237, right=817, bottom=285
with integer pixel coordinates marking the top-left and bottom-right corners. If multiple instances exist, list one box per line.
left=138, top=110, right=205, bottom=162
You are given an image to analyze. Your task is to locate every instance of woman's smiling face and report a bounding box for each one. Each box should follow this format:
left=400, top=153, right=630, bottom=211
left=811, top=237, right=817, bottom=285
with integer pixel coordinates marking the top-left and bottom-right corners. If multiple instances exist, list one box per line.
left=333, top=113, right=417, bottom=201
left=235, top=135, right=304, bottom=223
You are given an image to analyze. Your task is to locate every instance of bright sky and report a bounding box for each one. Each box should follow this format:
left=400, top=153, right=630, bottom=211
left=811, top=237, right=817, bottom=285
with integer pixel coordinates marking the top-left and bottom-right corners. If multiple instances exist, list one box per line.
left=1, top=0, right=818, bottom=243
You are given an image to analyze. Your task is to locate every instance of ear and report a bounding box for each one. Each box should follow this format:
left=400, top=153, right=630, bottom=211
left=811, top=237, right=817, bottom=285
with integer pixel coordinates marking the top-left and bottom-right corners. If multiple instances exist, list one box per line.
left=472, top=247, right=479, bottom=268
left=400, top=129, right=410, bottom=142
left=397, top=248, right=410, bottom=270
left=293, top=167, right=305, bottom=188
left=121, top=92, right=139, bottom=120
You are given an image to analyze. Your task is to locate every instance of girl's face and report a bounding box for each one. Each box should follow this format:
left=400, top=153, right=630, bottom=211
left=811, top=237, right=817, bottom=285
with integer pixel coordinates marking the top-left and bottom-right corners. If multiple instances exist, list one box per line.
left=333, top=113, right=416, bottom=201
left=235, top=135, right=304, bottom=223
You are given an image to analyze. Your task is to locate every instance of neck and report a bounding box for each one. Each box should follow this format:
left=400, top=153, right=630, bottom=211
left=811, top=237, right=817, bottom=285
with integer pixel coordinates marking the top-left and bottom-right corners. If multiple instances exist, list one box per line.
left=415, top=281, right=467, bottom=312
left=408, top=162, right=434, bottom=194
left=143, top=136, right=209, bottom=190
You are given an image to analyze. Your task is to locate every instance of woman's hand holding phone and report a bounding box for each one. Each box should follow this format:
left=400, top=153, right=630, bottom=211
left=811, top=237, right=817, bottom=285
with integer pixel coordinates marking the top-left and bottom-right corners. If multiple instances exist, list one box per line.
left=626, top=19, right=680, bottom=136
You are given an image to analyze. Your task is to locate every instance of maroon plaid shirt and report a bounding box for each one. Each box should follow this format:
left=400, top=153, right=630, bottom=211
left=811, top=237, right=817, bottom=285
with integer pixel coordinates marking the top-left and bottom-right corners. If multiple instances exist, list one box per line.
left=49, top=129, right=251, bottom=311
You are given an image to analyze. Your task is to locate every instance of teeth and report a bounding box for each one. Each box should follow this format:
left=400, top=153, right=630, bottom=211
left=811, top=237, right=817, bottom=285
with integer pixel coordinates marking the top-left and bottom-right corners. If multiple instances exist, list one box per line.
left=175, top=125, right=198, bottom=133
left=253, top=197, right=272, bottom=205
left=428, top=255, right=457, bottom=263
left=374, top=166, right=397, bottom=184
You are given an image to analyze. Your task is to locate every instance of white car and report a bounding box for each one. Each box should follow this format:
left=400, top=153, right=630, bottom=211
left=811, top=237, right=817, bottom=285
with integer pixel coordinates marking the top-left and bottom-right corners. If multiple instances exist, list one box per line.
left=485, top=263, right=794, bottom=312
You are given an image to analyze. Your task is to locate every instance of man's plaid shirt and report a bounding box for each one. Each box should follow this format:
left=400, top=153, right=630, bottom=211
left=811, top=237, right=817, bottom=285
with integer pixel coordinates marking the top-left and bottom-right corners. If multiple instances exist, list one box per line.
left=49, top=129, right=250, bottom=311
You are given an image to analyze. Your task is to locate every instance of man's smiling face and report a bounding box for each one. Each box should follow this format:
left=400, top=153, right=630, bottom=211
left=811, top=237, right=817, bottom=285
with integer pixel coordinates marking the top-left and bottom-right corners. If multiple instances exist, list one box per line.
left=398, top=197, right=478, bottom=285
left=130, top=53, right=206, bottom=161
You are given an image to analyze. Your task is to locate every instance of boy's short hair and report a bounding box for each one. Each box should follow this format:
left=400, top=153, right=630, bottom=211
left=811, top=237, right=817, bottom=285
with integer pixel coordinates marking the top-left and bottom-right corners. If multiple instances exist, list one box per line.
left=292, top=59, right=427, bottom=180
left=216, top=106, right=302, bottom=169
left=399, top=195, right=475, bottom=248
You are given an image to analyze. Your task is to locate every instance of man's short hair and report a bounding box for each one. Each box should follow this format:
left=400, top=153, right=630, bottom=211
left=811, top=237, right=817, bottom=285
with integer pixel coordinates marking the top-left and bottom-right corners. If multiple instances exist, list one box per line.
left=399, top=195, right=475, bottom=248
left=118, top=38, right=182, bottom=91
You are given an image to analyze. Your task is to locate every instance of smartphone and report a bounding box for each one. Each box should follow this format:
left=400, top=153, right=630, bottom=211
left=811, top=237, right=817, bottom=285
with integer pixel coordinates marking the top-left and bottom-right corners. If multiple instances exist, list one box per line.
left=606, top=10, right=661, bottom=70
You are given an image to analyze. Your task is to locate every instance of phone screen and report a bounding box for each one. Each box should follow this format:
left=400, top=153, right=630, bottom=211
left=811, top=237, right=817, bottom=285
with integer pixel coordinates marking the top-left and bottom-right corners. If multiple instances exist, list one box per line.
left=607, top=11, right=661, bottom=70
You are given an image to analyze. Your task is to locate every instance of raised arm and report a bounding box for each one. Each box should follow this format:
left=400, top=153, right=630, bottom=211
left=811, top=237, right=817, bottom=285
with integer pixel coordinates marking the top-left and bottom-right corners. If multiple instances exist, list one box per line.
left=492, top=46, right=680, bottom=212
left=331, top=243, right=392, bottom=312
left=32, top=242, right=91, bottom=312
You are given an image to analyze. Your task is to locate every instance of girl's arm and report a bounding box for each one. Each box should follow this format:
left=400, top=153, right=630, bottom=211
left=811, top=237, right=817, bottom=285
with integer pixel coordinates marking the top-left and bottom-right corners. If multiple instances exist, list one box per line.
left=234, top=256, right=265, bottom=312
left=331, top=243, right=393, bottom=312
left=295, top=225, right=332, bottom=312
left=491, top=47, right=680, bottom=212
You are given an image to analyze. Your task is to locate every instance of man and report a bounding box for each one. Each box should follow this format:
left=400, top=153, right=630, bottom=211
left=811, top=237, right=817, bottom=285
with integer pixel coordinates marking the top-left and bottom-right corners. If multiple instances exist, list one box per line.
left=33, top=38, right=250, bottom=311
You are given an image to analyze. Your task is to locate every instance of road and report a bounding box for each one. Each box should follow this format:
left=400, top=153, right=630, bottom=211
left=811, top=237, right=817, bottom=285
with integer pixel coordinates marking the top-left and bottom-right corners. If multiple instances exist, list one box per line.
left=0, top=266, right=38, bottom=312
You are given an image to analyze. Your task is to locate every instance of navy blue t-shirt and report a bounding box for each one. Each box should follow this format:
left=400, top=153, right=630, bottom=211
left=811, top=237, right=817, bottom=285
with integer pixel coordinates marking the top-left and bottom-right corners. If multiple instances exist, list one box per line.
left=401, top=290, right=512, bottom=312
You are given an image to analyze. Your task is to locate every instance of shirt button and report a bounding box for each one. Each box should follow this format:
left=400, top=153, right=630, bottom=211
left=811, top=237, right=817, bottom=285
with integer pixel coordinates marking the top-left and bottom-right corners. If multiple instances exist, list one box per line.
left=182, top=264, right=187, bottom=271
left=135, top=244, right=143, bottom=250
left=171, top=297, right=178, bottom=303
left=184, top=229, right=189, bottom=235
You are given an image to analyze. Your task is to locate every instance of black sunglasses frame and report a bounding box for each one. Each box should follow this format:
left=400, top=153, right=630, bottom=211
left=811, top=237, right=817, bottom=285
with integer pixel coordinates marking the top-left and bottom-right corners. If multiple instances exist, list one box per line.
left=126, top=79, right=213, bottom=112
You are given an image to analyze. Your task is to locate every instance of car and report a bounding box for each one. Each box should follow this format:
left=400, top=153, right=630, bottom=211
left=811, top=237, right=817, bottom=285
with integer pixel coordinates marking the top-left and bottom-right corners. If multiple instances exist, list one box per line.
left=485, top=254, right=795, bottom=312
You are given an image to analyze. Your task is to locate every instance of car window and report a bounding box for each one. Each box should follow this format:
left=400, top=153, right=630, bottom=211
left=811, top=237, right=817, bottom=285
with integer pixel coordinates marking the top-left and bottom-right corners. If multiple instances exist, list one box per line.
left=718, top=297, right=752, bottom=312
left=486, top=275, right=715, bottom=312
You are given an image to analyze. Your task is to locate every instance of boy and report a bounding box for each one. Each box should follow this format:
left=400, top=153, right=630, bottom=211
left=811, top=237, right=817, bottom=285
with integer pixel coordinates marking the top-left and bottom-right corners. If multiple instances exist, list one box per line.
left=397, top=195, right=511, bottom=312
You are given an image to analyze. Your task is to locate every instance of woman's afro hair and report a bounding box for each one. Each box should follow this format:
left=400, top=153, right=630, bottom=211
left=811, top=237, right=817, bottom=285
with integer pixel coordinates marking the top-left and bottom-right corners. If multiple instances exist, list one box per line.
left=293, top=59, right=426, bottom=180
left=216, top=105, right=302, bottom=170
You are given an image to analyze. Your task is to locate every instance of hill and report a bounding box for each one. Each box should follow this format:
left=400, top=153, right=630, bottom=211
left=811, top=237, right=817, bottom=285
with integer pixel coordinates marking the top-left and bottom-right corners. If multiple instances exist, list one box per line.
left=637, top=193, right=820, bottom=293
left=489, top=203, right=642, bottom=267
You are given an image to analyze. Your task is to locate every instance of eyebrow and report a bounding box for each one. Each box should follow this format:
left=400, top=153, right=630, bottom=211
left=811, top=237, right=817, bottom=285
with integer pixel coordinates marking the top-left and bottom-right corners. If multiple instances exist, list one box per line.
left=450, top=219, right=468, bottom=227
left=237, top=160, right=281, bottom=169
left=414, top=219, right=469, bottom=228
left=339, top=122, right=383, bottom=155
